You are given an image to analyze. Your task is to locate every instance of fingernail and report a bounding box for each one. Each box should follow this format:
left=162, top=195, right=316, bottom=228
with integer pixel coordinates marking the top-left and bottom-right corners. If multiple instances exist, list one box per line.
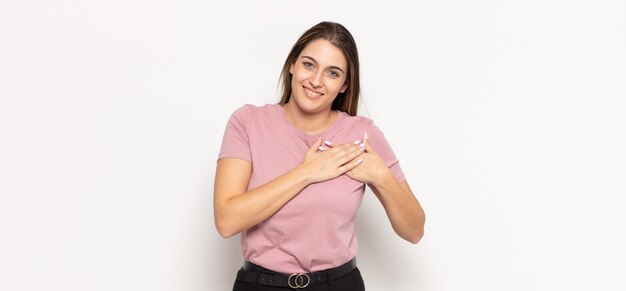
left=324, top=141, right=332, bottom=146
left=359, top=143, right=365, bottom=148
left=357, top=158, right=363, bottom=163
left=318, top=146, right=325, bottom=151
left=364, top=132, right=369, bottom=140
left=354, top=140, right=360, bottom=144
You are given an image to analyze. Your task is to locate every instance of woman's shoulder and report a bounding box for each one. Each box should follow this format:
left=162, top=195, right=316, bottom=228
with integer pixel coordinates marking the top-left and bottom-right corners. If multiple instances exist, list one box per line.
left=230, top=103, right=280, bottom=119
left=340, top=111, right=375, bottom=129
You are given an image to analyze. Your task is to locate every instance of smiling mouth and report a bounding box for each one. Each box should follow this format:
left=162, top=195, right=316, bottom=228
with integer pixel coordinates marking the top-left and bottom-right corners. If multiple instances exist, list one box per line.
left=303, top=86, right=323, bottom=98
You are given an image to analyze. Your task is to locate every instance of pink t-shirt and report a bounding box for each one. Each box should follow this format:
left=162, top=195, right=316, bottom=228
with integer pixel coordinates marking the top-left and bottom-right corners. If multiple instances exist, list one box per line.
left=218, top=103, right=405, bottom=273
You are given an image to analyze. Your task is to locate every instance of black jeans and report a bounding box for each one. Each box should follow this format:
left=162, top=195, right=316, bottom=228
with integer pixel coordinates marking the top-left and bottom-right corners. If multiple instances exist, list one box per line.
left=232, top=267, right=366, bottom=291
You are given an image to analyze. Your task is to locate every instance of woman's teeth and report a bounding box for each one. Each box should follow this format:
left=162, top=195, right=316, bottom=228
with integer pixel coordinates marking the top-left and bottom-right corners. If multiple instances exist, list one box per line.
left=304, top=87, right=322, bottom=97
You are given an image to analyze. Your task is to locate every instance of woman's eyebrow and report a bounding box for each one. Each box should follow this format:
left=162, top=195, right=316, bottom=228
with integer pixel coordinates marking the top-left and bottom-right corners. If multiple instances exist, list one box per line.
left=301, top=55, right=346, bottom=74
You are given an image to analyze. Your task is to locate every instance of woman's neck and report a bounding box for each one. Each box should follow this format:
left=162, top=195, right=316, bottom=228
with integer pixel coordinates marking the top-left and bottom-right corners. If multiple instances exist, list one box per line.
left=282, top=103, right=337, bottom=135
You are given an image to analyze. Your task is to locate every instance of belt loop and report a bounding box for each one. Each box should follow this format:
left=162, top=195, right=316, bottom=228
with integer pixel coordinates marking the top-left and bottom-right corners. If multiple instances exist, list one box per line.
left=254, top=268, right=262, bottom=286
left=326, top=271, right=333, bottom=289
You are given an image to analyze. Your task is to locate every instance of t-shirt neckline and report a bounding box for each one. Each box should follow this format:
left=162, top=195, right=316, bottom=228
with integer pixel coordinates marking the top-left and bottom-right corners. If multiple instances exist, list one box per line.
left=275, top=104, right=345, bottom=141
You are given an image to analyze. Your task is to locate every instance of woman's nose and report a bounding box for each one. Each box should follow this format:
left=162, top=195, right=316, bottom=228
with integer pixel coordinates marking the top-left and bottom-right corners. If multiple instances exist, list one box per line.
left=309, top=72, right=323, bottom=88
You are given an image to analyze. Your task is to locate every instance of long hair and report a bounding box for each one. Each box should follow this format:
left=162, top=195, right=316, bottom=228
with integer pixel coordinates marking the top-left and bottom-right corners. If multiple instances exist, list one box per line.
left=278, top=21, right=360, bottom=116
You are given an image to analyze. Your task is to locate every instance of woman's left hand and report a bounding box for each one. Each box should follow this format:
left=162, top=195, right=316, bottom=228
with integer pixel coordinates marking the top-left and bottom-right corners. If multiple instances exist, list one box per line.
left=323, top=133, right=391, bottom=185
left=347, top=136, right=391, bottom=184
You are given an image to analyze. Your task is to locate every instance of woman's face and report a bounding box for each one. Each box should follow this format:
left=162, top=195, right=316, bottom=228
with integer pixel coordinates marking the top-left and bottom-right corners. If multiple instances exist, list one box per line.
left=289, top=39, right=348, bottom=114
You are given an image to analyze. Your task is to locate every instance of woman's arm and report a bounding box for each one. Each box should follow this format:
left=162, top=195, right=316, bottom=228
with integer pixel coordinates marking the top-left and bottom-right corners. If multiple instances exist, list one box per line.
left=214, top=158, right=309, bottom=238
left=369, top=177, right=425, bottom=244
left=214, top=137, right=365, bottom=238
left=345, top=137, right=425, bottom=244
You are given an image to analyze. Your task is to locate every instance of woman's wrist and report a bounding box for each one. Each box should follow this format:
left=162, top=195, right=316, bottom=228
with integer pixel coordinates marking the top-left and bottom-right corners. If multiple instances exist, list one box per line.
left=369, top=168, right=395, bottom=189
left=292, top=164, right=314, bottom=186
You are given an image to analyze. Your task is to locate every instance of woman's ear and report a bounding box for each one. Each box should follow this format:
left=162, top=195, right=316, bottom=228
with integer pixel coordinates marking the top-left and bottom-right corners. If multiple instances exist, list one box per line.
left=340, top=82, right=348, bottom=93
left=289, top=62, right=295, bottom=75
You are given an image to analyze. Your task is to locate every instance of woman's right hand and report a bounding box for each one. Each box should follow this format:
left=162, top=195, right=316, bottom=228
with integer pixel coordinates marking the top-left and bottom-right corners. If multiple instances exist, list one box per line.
left=298, top=137, right=366, bottom=184
left=215, top=137, right=365, bottom=238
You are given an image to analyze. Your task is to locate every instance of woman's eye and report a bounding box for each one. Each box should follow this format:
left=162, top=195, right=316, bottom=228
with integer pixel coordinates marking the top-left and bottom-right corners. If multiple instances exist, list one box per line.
left=329, top=71, right=339, bottom=77
left=303, top=62, right=313, bottom=68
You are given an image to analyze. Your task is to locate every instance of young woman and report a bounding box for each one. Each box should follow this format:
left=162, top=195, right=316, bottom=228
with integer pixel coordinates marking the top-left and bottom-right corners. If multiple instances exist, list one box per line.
left=214, top=21, right=425, bottom=291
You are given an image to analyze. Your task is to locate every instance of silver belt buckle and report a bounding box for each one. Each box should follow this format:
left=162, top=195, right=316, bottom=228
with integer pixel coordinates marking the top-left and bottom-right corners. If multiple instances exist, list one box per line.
left=288, top=273, right=310, bottom=289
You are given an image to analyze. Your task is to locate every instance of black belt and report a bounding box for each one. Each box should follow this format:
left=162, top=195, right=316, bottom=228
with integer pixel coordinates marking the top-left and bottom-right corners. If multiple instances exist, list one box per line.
left=236, top=258, right=357, bottom=289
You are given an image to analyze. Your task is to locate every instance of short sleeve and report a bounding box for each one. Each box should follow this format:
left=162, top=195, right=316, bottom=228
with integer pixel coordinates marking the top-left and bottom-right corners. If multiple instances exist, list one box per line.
left=367, top=124, right=406, bottom=183
left=218, top=106, right=252, bottom=162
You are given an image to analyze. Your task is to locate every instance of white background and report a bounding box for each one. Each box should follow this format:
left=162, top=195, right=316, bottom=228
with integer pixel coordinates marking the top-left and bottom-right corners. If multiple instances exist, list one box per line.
left=1, top=1, right=625, bottom=290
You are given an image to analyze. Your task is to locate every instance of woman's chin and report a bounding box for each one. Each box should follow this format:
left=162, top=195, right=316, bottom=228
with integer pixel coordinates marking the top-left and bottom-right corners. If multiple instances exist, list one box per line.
left=289, top=97, right=327, bottom=114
